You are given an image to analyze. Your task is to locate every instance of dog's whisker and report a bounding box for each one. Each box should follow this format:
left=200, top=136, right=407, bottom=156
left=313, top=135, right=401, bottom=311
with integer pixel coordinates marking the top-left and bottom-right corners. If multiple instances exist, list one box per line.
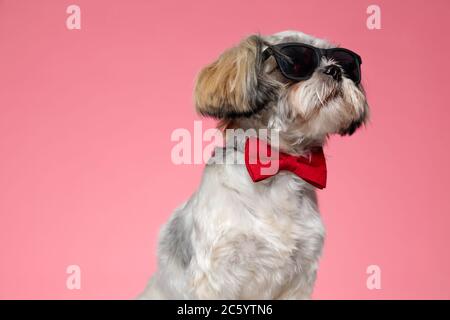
left=316, top=88, right=325, bottom=107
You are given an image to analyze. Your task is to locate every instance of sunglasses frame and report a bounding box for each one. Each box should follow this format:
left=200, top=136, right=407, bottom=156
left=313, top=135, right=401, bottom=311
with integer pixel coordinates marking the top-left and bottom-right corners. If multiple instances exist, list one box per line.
left=262, top=42, right=362, bottom=84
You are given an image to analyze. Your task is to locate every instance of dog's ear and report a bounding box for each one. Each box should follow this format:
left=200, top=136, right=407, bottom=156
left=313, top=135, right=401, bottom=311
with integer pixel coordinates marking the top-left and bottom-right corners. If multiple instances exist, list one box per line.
left=194, top=35, right=279, bottom=119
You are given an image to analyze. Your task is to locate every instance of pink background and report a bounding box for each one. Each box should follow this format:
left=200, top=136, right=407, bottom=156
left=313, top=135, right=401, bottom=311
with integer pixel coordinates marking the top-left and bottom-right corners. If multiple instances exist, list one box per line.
left=1, top=0, right=449, bottom=299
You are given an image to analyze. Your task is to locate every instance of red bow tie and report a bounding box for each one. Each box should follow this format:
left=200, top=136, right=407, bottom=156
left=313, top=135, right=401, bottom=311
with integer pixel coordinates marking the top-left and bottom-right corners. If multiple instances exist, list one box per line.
left=244, top=137, right=327, bottom=189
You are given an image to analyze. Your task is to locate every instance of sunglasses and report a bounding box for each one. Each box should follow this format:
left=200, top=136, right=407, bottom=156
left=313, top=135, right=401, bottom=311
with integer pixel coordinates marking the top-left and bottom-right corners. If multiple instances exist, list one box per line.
left=262, top=42, right=362, bottom=84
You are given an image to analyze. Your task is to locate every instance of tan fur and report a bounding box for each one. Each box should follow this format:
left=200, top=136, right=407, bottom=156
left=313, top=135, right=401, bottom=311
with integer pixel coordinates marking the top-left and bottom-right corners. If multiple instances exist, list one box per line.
left=194, top=36, right=260, bottom=117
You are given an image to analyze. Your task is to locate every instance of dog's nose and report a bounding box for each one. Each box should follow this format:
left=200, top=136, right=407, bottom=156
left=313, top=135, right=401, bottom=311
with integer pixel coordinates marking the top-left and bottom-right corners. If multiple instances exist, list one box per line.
left=323, top=65, right=342, bottom=81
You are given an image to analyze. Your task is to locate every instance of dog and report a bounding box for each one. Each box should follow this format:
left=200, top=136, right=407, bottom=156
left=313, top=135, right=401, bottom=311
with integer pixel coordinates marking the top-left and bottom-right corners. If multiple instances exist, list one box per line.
left=139, top=30, right=369, bottom=299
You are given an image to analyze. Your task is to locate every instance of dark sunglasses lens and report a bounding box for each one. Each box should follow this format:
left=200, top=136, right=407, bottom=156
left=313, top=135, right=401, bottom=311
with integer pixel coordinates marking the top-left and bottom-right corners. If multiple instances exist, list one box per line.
left=330, top=50, right=360, bottom=83
left=277, top=46, right=317, bottom=79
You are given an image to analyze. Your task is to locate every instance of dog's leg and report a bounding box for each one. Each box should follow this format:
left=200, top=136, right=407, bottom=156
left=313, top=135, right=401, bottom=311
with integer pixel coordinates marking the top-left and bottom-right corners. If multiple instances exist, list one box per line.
left=190, top=233, right=295, bottom=300
left=138, top=276, right=168, bottom=299
left=275, top=261, right=319, bottom=300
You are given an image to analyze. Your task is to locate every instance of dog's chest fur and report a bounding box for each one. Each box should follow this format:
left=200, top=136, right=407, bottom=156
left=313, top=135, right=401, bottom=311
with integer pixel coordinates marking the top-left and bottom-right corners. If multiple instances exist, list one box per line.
left=148, top=147, right=325, bottom=299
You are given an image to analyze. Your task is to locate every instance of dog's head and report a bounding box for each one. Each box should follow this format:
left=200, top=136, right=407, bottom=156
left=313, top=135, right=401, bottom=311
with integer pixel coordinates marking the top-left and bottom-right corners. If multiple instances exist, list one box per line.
left=194, top=31, right=369, bottom=145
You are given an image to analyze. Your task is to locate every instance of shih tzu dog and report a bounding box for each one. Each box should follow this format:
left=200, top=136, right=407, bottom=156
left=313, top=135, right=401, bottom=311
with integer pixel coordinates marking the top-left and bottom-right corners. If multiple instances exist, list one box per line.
left=140, top=30, right=369, bottom=299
